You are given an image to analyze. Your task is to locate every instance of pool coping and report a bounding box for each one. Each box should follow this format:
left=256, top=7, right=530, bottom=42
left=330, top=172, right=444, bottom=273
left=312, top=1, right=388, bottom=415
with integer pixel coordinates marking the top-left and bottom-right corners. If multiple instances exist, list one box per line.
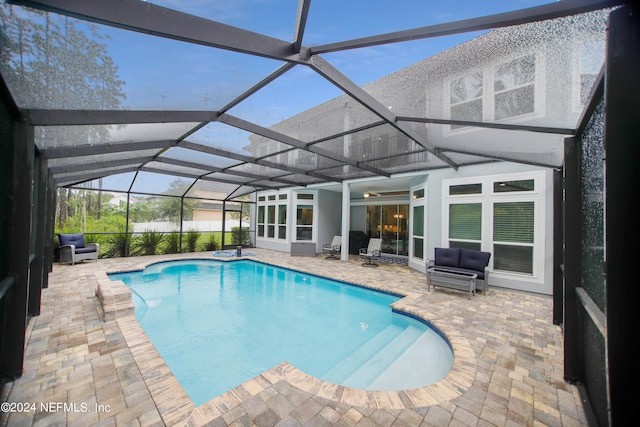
left=95, top=256, right=477, bottom=426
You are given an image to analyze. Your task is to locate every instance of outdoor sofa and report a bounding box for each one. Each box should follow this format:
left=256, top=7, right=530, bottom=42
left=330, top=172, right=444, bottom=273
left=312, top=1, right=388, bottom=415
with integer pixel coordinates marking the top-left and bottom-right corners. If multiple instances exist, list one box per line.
left=58, top=233, right=100, bottom=265
left=426, top=247, right=491, bottom=299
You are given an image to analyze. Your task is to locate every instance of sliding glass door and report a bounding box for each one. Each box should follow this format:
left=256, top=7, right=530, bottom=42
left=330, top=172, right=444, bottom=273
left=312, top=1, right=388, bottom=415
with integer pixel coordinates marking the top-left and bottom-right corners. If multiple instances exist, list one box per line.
left=365, top=204, right=409, bottom=256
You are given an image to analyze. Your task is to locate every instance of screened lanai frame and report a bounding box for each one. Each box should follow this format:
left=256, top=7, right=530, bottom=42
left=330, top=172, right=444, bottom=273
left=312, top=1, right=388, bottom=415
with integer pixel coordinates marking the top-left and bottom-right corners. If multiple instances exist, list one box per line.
left=2, top=1, right=638, bottom=425
left=1, top=0, right=624, bottom=206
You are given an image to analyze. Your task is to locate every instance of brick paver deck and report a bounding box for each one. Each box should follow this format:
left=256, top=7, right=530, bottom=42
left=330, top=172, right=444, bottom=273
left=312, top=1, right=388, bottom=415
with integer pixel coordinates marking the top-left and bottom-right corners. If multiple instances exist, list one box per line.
left=1, top=250, right=588, bottom=426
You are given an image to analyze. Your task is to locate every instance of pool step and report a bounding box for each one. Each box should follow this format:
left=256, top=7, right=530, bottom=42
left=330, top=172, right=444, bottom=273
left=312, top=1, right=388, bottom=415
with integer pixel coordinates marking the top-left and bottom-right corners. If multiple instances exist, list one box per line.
left=368, top=329, right=453, bottom=390
left=340, top=325, right=424, bottom=389
left=321, top=324, right=404, bottom=384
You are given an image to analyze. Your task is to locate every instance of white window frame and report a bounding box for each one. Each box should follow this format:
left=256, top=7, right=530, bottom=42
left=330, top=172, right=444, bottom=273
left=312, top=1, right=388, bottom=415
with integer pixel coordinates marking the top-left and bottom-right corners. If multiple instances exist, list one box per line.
left=448, top=71, right=484, bottom=130
left=571, top=38, right=605, bottom=113
left=294, top=192, right=316, bottom=242
left=409, top=184, right=427, bottom=262
left=277, top=194, right=288, bottom=240
left=444, top=51, right=546, bottom=134
left=493, top=53, right=538, bottom=121
left=257, top=191, right=288, bottom=242
left=441, top=170, right=546, bottom=283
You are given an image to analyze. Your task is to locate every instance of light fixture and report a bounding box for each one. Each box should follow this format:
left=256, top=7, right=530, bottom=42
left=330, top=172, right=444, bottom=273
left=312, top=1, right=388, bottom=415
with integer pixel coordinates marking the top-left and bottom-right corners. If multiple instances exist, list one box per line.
left=363, top=192, right=370, bottom=198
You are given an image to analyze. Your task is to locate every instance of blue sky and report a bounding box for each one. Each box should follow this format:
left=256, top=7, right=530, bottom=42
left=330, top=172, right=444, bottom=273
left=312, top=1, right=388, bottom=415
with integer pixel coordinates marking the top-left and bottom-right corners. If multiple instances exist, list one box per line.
left=102, top=0, right=556, bottom=117
left=76, top=0, right=558, bottom=193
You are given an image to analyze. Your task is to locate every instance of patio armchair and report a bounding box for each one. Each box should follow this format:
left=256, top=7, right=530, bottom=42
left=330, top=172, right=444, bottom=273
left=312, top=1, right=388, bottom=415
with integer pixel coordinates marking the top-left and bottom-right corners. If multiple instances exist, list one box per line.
left=58, top=233, right=100, bottom=265
left=322, top=235, right=342, bottom=260
left=359, top=238, right=382, bottom=267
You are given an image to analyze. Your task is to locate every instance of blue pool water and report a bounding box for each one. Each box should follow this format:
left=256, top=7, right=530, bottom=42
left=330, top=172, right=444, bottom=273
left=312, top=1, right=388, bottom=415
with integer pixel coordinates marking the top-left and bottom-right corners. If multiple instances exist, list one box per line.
left=109, top=259, right=453, bottom=406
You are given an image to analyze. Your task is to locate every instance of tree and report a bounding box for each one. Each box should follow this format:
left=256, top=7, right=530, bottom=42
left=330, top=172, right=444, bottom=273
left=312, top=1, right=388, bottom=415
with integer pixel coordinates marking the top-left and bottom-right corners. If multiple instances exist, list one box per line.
left=0, top=4, right=126, bottom=110
left=156, top=179, right=197, bottom=222
left=2, top=4, right=127, bottom=231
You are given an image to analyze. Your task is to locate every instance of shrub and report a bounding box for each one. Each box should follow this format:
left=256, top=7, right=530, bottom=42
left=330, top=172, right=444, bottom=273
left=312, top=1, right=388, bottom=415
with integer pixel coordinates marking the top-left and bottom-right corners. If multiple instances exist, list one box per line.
left=231, top=226, right=249, bottom=246
left=134, top=230, right=165, bottom=256
left=104, top=233, right=129, bottom=258
left=185, top=230, right=200, bottom=252
left=202, top=233, right=219, bottom=251
left=164, top=232, right=180, bottom=254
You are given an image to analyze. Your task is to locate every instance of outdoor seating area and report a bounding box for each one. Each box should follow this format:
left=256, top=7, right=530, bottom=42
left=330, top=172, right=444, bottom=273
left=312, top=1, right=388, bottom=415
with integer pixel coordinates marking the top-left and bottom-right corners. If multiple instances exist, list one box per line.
left=322, top=235, right=341, bottom=259
left=57, top=233, right=100, bottom=266
left=426, top=247, right=492, bottom=299
left=359, top=238, right=382, bottom=267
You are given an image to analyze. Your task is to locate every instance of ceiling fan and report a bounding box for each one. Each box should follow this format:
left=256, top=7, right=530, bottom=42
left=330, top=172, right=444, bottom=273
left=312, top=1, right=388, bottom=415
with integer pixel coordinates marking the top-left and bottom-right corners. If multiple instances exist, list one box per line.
left=364, top=190, right=409, bottom=198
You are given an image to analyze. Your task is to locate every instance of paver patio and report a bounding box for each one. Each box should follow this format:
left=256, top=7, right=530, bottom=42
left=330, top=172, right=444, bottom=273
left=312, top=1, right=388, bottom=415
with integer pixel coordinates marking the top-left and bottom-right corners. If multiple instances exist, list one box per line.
left=1, top=250, right=588, bottom=426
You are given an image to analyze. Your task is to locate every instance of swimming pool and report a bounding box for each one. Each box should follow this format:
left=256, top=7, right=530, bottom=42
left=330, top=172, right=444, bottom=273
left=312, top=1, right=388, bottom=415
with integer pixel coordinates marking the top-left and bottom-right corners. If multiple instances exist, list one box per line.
left=109, top=259, right=453, bottom=406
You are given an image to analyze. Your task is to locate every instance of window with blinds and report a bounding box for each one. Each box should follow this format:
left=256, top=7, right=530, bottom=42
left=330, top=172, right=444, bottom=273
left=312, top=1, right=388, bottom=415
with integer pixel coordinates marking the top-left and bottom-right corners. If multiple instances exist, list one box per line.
left=450, top=183, right=482, bottom=195
left=449, top=203, right=482, bottom=249
left=493, top=202, right=534, bottom=274
left=443, top=171, right=544, bottom=279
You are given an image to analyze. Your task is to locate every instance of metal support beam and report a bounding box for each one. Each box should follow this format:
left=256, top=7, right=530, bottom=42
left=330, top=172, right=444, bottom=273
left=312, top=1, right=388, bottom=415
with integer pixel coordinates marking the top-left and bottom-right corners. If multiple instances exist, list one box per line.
left=218, top=63, right=297, bottom=115
left=310, top=0, right=626, bottom=54
left=197, top=175, right=258, bottom=191
left=307, top=120, right=388, bottom=146
left=11, top=0, right=297, bottom=61
left=44, top=140, right=175, bottom=159
left=48, top=156, right=155, bottom=175
left=552, top=169, right=563, bottom=325
left=293, top=0, right=312, bottom=53
left=138, top=167, right=201, bottom=181
left=28, top=150, right=47, bottom=316
left=125, top=192, right=131, bottom=257
left=25, top=109, right=218, bottom=126
left=155, top=157, right=300, bottom=187
left=1, top=117, right=33, bottom=379
left=179, top=140, right=338, bottom=183
left=55, top=166, right=141, bottom=187
left=562, top=136, right=581, bottom=384
left=341, top=181, right=351, bottom=262
left=359, top=148, right=426, bottom=165
left=576, top=68, right=605, bottom=138
left=437, top=148, right=560, bottom=169
left=44, top=170, right=56, bottom=280
left=604, top=7, right=640, bottom=426
left=307, top=55, right=458, bottom=169
left=397, top=116, right=575, bottom=135
left=224, top=186, right=251, bottom=201
left=219, top=113, right=391, bottom=177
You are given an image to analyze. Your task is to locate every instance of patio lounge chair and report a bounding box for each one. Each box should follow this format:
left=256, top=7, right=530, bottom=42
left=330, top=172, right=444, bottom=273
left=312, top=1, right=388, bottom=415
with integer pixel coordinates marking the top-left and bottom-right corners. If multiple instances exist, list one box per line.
left=359, top=238, right=382, bottom=267
left=322, top=235, right=342, bottom=260
left=58, top=233, right=100, bottom=265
